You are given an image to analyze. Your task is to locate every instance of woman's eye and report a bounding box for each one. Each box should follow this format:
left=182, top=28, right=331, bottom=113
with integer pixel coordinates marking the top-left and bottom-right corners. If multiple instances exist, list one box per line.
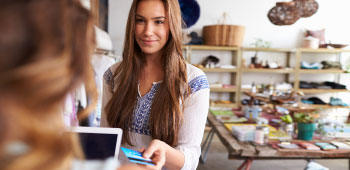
left=155, top=20, right=164, bottom=24
left=136, top=19, right=144, bottom=23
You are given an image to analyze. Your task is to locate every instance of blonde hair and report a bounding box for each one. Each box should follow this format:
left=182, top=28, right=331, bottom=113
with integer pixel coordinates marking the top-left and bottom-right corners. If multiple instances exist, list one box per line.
left=0, top=0, right=97, bottom=170
left=106, top=0, right=189, bottom=147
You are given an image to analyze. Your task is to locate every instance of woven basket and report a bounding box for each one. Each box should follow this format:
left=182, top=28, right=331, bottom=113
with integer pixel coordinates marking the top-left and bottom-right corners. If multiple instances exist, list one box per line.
left=203, top=25, right=245, bottom=47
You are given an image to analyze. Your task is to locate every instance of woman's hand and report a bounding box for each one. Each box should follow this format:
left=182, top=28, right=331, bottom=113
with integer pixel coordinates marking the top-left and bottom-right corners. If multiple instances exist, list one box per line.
left=118, top=165, right=148, bottom=170
left=140, top=139, right=166, bottom=170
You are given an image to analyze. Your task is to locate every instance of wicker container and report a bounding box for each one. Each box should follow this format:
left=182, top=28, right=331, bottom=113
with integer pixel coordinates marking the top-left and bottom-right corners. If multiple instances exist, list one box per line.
left=203, top=25, right=245, bottom=47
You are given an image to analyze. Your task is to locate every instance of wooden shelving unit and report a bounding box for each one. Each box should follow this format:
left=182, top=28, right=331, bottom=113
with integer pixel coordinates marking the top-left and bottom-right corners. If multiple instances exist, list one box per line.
left=299, top=89, right=350, bottom=94
left=183, top=45, right=241, bottom=108
left=302, top=104, right=350, bottom=109
left=183, top=45, right=239, bottom=51
left=200, top=68, right=238, bottom=73
left=242, top=47, right=293, bottom=53
left=210, top=87, right=237, bottom=92
left=243, top=68, right=294, bottom=73
left=299, top=48, right=350, bottom=53
left=299, top=69, right=347, bottom=74
left=183, top=45, right=350, bottom=112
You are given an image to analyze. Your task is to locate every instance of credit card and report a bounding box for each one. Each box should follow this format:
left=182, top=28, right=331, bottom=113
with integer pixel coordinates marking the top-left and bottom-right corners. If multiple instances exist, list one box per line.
left=121, top=147, right=155, bottom=166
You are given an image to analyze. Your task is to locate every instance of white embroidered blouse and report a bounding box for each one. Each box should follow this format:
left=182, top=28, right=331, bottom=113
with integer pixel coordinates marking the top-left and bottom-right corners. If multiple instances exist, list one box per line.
left=101, top=63, right=210, bottom=170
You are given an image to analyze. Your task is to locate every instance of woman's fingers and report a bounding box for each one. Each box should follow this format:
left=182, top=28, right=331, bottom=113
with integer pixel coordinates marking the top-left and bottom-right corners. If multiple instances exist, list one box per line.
left=138, top=147, right=145, bottom=153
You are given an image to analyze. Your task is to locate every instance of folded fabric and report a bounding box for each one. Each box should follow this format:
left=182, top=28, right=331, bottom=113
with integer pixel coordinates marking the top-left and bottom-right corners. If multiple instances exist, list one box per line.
left=329, top=97, right=348, bottom=106
left=300, top=81, right=314, bottom=89
left=309, top=82, right=331, bottom=89
left=323, top=81, right=346, bottom=89
left=321, top=61, right=341, bottom=69
left=300, top=81, right=346, bottom=89
left=301, top=61, right=322, bottom=69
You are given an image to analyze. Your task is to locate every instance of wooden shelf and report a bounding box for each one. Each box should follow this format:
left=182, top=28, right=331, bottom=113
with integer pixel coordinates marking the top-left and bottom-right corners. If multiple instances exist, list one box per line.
left=299, top=69, right=347, bottom=74
left=210, top=87, right=237, bottom=92
left=299, top=48, right=350, bottom=53
left=242, top=47, right=293, bottom=53
left=183, top=45, right=239, bottom=51
left=298, top=89, right=350, bottom=93
left=301, top=104, right=349, bottom=109
left=210, top=103, right=238, bottom=108
left=200, top=68, right=238, bottom=72
left=243, top=68, right=294, bottom=73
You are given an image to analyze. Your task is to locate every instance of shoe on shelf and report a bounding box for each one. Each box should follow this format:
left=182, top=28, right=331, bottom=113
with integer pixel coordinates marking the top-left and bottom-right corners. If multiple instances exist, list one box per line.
left=329, top=97, right=348, bottom=106
left=301, top=99, right=314, bottom=104
left=308, top=97, right=327, bottom=105
left=324, top=81, right=347, bottom=89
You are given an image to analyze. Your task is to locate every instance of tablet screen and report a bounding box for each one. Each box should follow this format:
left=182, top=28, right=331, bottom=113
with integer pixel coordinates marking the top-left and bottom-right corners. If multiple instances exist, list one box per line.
left=78, top=133, right=118, bottom=160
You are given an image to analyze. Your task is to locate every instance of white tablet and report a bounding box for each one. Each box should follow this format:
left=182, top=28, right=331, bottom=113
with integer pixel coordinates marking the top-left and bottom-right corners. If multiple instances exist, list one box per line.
left=67, top=127, right=123, bottom=160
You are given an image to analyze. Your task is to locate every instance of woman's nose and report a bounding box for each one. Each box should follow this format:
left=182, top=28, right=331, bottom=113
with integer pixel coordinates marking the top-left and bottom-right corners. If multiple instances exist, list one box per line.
left=144, top=22, right=153, bottom=36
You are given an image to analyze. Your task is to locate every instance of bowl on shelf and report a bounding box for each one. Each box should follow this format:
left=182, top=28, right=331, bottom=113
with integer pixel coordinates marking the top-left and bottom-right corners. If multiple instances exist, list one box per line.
left=319, top=43, right=349, bottom=49
left=328, top=44, right=348, bottom=48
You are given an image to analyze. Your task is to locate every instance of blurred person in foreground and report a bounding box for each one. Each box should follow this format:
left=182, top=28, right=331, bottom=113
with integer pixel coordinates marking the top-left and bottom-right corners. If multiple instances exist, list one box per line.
left=0, top=0, right=154, bottom=170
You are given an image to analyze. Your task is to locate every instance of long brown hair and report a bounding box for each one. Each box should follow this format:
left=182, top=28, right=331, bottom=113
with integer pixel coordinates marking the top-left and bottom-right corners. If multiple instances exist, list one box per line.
left=106, top=0, right=188, bottom=147
left=0, top=0, right=96, bottom=170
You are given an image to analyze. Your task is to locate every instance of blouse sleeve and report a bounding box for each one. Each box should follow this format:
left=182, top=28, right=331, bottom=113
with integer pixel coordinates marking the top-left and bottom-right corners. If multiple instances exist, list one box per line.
left=100, top=68, right=114, bottom=127
left=176, top=75, right=210, bottom=170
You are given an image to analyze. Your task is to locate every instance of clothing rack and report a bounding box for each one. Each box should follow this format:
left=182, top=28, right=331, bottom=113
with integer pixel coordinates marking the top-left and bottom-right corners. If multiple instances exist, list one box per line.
left=94, top=48, right=116, bottom=57
left=94, top=48, right=121, bottom=62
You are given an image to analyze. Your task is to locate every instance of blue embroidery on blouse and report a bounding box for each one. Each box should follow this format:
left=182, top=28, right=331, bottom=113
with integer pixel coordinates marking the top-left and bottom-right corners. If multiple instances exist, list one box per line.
left=103, top=68, right=115, bottom=91
left=129, top=75, right=208, bottom=136
left=188, top=75, right=209, bottom=93
left=130, top=83, right=161, bottom=136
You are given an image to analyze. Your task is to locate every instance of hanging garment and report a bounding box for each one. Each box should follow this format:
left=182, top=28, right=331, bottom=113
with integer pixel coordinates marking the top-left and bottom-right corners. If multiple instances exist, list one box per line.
left=91, top=54, right=115, bottom=126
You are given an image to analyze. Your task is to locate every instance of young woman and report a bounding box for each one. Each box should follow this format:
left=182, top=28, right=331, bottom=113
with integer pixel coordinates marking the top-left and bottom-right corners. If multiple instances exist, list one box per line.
left=0, top=0, right=146, bottom=170
left=101, top=0, right=210, bottom=169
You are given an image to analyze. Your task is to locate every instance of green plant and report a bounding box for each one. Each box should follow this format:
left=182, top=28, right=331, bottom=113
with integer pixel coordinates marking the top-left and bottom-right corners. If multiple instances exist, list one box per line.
left=280, top=114, right=293, bottom=124
left=250, top=38, right=272, bottom=57
left=293, top=112, right=318, bottom=123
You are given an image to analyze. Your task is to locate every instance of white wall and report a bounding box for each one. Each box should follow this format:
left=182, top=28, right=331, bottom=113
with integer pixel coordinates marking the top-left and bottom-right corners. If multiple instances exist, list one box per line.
left=108, top=0, right=350, bottom=121
left=109, top=0, right=350, bottom=54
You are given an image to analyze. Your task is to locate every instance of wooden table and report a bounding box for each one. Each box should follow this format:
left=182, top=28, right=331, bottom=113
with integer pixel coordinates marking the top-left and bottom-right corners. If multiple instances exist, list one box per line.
left=203, top=112, right=350, bottom=170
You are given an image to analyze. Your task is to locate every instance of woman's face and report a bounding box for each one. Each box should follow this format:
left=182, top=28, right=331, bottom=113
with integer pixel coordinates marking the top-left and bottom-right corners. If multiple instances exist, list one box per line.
left=135, top=0, right=170, bottom=56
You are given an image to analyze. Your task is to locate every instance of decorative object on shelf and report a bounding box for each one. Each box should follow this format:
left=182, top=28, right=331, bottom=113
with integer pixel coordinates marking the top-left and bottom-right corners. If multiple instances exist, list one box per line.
left=320, top=43, right=349, bottom=49
left=345, top=64, right=350, bottom=73
left=179, top=0, right=200, bottom=28
left=321, top=61, right=341, bottom=69
left=201, top=55, right=219, bottom=68
left=329, top=97, right=348, bottom=106
left=248, top=38, right=272, bottom=68
left=302, top=36, right=319, bottom=49
left=268, top=2, right=300, bottom=25
left=187, top=32, right=203, bottom=45
left=305, top=29, right=325, bottom=45
left=293, top=0, right=318, bottom=18
left=294, top=112, right=318, bottom=141
left=203, top=13, right=245, bottom=47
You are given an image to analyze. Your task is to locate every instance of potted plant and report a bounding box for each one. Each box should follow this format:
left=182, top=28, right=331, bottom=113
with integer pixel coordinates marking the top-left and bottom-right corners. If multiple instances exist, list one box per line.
left=294, top=112, right=319, bottom=141
left=280, top=114, right=294, bottom=137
